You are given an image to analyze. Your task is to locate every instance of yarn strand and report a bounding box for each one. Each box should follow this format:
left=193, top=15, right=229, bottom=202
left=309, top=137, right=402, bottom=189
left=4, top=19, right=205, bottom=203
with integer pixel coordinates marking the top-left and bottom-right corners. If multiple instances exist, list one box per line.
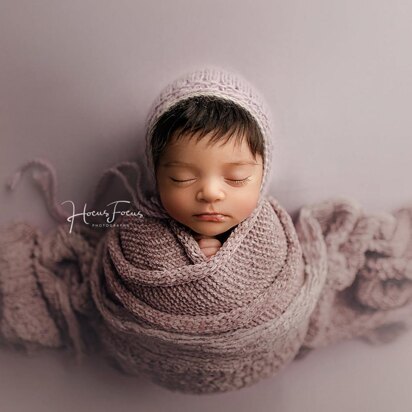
left=6, top=158, right=70, bottom=223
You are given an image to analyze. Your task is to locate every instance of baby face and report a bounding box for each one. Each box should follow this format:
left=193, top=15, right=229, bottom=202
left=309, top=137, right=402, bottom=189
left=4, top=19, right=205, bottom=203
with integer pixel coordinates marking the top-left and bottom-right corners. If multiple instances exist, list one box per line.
left=155, top=131, right=263, bottom=237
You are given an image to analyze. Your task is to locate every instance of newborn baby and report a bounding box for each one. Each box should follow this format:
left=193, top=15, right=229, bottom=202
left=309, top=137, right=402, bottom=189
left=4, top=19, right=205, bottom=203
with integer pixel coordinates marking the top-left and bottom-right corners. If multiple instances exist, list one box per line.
left=3, top=65, right=412, bottom=396
left=149, top=95, right=265, bottom=259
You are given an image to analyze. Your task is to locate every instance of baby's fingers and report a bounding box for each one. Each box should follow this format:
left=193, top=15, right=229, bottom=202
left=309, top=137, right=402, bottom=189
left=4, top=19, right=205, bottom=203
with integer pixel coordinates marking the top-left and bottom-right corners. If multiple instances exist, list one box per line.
left=197, top=238, right=222, bottom=248
left=202, top=246, right=221, bottom=258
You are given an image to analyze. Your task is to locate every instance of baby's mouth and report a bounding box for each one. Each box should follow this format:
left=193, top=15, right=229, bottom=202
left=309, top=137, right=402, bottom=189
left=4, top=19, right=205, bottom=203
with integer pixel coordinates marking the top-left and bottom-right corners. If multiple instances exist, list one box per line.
left=194, top=214, right=227, bottom=222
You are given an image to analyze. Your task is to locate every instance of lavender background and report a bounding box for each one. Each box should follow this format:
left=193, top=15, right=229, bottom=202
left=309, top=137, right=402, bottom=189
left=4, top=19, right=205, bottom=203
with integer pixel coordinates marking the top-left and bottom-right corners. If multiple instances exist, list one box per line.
left=1, top=0, right=412, bottom=410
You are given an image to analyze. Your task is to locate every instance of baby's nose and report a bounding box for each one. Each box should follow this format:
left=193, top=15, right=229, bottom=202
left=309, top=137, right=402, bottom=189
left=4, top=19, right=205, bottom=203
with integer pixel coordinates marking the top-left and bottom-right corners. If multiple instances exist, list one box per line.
left=196, top=179, right=225, bottom=201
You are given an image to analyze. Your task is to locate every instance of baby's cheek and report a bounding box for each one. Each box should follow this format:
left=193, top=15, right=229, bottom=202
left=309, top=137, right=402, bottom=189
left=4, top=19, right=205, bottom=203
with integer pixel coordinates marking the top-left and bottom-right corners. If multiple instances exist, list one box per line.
left=232, top=193, right=260, bottom=222
left=159, top=189, right=191, bottom=220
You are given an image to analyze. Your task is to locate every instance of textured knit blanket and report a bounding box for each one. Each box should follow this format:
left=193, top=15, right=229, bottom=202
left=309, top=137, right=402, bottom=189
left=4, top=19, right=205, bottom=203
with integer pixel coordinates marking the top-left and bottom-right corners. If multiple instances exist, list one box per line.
left=1, top=160, right=412, bottom=394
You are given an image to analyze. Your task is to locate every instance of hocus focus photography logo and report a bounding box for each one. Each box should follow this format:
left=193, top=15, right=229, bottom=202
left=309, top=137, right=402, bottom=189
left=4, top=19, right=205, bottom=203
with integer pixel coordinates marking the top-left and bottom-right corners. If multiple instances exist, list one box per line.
left=61, top=200, right=143, bottom=233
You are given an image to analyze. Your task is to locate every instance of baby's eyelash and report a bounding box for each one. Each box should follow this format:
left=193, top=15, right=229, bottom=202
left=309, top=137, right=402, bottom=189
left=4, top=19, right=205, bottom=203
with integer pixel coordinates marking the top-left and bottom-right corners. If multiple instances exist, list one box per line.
left=228, top=177, right=251, bottom=185
left=170, top=178, right=195, bottom=183
left=170, top=177, right=251, bottom=185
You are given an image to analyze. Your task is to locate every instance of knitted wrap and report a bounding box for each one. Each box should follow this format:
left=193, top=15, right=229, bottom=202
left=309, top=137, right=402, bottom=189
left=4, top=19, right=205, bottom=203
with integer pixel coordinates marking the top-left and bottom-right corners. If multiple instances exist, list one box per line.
left=89, top=196, right=313, bottom=393
left=1, top=67, right=412, bottom=394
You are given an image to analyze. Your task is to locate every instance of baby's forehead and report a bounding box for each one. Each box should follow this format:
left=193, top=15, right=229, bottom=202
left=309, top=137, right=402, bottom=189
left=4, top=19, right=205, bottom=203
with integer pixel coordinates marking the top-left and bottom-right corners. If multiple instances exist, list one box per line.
left=165, top=140, right=256, bottom=163
left=155, top=128, right=263, bottom=170
left=161, top=148, right=261, bottom=171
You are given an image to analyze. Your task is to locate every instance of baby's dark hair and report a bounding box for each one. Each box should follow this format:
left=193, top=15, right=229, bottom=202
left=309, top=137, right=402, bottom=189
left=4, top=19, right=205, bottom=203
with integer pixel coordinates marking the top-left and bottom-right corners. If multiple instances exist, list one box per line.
left=149, top=95, right=264, bottom=172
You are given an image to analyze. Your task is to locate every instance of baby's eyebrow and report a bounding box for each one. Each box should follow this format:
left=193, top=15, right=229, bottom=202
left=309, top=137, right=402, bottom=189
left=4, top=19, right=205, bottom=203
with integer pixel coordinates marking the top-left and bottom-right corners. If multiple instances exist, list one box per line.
left=162, top=160, right=259, bottom=167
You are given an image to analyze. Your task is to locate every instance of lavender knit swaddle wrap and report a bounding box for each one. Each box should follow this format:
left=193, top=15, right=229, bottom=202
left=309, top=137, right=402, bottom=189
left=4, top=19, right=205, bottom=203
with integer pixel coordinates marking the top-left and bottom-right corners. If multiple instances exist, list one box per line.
left=1, top=67, right=412, bottom=394
left=88, top=68, right=318, bottom=392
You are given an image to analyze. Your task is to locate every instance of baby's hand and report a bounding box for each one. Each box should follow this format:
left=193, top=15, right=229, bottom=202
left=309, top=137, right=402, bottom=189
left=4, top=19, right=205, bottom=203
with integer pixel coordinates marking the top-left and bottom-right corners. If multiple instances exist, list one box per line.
left=193, top=234, right=222, bottom=259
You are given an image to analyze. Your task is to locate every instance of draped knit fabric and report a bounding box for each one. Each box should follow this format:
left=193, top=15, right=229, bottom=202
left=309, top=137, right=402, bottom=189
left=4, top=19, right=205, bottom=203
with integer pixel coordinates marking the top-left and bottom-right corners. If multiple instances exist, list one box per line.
left=1, top=67, right=412, bottom=394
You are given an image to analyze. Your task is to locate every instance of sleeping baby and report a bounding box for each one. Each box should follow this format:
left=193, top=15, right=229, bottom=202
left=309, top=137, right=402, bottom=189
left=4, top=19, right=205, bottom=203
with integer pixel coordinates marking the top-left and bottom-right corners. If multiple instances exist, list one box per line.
left=2, top=65, right=412, bottom=395
left=149, top=94, right=265, bottom=259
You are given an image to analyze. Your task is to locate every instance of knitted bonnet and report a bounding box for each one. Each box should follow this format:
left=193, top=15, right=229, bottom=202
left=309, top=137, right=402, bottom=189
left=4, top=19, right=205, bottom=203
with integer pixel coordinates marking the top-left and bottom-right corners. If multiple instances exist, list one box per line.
left=143, top=66, right=275, bottom=213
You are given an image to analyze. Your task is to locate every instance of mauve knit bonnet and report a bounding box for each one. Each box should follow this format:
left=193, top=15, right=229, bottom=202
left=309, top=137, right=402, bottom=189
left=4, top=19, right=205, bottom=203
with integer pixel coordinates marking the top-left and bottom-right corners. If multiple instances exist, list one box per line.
left=142, top=66, right=275, bottom=214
